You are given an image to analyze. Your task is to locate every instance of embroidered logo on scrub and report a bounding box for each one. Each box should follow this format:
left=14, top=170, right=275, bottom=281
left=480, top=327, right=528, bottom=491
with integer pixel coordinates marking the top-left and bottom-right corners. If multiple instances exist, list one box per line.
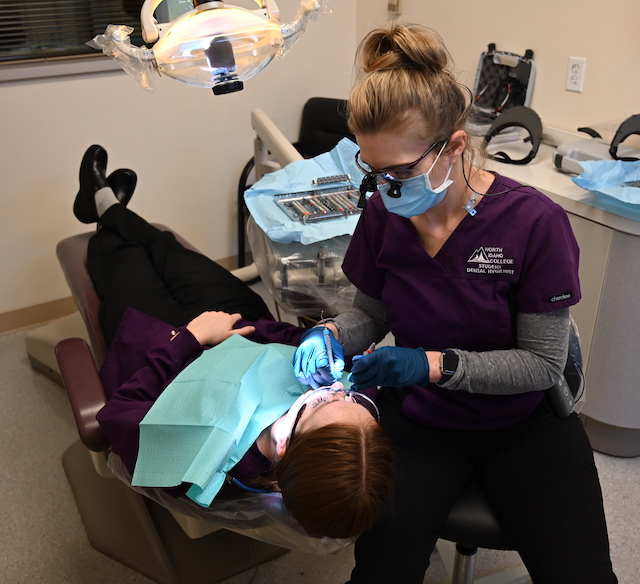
left=467, top=246, right=515, bottom=275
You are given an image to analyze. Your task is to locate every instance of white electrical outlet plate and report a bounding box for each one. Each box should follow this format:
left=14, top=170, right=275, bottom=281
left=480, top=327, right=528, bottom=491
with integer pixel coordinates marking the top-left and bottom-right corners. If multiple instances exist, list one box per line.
left=566, top=57, right=586, bottom=92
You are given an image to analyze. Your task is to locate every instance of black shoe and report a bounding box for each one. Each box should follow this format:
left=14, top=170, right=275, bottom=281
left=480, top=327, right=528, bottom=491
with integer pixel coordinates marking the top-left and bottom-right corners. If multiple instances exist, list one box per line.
left=74, top=145, right=108, bottom=223
left=108, top=168, right=137, bottom=207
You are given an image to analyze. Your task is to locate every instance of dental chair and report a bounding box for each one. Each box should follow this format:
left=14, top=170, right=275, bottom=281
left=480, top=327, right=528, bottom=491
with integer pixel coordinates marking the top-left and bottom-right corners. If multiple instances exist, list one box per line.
left=54, top=226, right=350, bottom=584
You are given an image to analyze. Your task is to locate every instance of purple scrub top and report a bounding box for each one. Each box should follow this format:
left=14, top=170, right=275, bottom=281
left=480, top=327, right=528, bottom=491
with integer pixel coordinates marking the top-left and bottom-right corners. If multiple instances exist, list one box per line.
left=343, top=173, right=581, bottom=430
left=97, top=307, right=306, bottom=496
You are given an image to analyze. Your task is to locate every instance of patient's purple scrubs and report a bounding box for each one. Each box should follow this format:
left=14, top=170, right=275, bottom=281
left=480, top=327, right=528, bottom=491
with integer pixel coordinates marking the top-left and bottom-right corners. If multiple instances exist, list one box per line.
left=97, top=307, right=305, bottom=497
left=343, top=173, right=581, bottom=429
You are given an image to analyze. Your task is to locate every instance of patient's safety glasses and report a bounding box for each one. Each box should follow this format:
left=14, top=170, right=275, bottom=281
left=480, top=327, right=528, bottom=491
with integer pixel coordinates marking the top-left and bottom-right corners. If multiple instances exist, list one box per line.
left=289, top=388, right=380, bottom=443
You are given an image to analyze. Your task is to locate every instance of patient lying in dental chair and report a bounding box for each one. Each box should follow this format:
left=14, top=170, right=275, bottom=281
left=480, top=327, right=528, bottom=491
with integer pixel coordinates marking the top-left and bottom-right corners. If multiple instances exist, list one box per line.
left=73, top=145, right=393, bottom=540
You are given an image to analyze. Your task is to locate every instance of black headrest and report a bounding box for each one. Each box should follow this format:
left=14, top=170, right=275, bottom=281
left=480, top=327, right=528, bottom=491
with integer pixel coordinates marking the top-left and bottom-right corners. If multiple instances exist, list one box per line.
left=295, top=98, right=355, bottom=158
left=609, top=114, right=640, bottom=161
left=484, top=106, right=543, bottom=165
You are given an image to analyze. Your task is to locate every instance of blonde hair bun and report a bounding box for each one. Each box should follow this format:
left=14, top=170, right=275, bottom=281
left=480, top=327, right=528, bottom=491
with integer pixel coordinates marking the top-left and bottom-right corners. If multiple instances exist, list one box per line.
left=358, top=23, right=450, bottom=77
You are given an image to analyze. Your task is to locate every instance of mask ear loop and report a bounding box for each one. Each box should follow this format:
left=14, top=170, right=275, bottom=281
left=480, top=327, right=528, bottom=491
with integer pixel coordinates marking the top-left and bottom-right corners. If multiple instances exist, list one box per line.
left=425, top=140, right=449, bottom=175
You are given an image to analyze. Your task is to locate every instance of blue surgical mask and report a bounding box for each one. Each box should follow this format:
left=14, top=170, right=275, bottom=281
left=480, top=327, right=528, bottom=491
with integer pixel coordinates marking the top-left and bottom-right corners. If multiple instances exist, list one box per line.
left=379, top=143, right=454, bottom=218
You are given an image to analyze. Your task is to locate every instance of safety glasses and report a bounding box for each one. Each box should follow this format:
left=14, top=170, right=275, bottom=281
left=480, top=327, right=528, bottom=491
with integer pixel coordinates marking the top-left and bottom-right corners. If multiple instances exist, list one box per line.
left=288, top=388, right=380, bottom=444
left=355, top=139, right=445, bottom=196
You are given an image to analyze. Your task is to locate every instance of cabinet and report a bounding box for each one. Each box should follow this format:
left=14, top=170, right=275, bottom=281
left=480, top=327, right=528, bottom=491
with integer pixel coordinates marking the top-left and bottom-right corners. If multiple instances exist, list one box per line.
left=491, top=145, right=640, bottom=456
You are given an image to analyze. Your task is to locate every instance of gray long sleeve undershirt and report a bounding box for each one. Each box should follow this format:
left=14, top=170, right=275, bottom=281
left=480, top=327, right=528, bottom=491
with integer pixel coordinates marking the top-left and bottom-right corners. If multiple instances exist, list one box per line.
left=323, top=290, right=570, bottom=396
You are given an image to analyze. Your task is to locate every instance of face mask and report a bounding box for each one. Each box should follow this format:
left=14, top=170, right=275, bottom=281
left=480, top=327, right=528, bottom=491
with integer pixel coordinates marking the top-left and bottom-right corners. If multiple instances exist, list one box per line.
left=379, top=143, right=454, bottom=218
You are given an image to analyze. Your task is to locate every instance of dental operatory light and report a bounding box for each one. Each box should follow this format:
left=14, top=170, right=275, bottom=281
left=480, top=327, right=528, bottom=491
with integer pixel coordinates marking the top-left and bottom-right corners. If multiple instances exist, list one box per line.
left=88, top=0, right=330, bottom=94
left=143, top=0, right=281, bottom=94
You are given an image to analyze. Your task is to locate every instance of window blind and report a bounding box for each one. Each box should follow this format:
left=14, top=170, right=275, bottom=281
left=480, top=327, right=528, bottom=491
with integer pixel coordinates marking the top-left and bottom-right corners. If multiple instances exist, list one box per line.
left=0, top=1, right=144, bottom=63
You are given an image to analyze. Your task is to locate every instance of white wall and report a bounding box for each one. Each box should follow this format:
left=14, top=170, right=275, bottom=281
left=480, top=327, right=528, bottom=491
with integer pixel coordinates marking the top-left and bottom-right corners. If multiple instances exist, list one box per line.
left=0, top=0, right=357, bottom=317
left=356, top=1, right=640, bottom=133
left=4, top=0, right=639, bottom=319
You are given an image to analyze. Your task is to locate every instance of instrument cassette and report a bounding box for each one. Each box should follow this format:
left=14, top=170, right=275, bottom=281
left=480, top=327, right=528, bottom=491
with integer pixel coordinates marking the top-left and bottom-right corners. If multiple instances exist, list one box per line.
left=274, top=174, right=361, bottom=224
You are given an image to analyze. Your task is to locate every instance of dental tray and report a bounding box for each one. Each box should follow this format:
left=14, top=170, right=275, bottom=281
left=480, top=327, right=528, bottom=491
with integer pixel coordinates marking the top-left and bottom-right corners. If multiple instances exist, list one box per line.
left=275, top=184, right=362, bottom=224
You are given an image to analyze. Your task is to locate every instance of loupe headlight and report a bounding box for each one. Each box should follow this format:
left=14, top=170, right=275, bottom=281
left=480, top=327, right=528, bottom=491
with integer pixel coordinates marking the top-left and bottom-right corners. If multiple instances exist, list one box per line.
left=386, top=179, right=402, bottom=198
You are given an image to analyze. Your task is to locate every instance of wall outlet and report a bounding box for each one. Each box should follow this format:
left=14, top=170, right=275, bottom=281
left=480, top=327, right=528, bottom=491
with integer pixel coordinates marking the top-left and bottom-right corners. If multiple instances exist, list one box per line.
left=566, top=57, right=586, bottom=92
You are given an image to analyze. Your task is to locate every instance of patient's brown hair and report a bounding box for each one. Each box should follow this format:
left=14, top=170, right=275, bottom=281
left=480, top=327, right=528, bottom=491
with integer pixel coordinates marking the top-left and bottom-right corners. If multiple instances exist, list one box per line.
left=274, top=422, right=394, bottom=539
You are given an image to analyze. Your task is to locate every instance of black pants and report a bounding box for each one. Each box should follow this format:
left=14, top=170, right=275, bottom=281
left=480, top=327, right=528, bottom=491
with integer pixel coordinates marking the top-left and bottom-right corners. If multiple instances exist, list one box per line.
left=87, top=204, right=270, bottom=346
left=347, top=389, right=618, bottom=584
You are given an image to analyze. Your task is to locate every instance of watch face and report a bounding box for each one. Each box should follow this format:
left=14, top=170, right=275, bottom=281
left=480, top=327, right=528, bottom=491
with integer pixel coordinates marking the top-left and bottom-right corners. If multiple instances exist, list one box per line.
left=442, top=353, right=459, bottom=376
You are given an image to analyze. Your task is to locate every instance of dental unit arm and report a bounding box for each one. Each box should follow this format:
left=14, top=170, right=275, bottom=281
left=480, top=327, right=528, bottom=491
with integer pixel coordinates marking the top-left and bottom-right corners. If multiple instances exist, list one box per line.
left=140, top=0, right=280, bottom=45
left=87, top=0, right=330, bottom=94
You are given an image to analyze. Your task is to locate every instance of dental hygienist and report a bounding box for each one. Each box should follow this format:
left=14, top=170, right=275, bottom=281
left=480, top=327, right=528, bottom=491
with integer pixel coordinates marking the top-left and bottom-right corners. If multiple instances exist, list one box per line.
left=293, top=23, right=617, bottom=584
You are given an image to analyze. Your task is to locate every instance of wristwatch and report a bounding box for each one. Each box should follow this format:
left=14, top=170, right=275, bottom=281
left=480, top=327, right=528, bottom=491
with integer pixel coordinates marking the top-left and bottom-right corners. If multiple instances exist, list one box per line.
left=440, top=350, right=459, bottom=381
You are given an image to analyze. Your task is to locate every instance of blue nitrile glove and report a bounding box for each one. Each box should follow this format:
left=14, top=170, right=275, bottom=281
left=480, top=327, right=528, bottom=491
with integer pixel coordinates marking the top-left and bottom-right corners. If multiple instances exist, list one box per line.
left=349, top=346, right=430, bottom=390
left=293, top=327, right=345, bottom=388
